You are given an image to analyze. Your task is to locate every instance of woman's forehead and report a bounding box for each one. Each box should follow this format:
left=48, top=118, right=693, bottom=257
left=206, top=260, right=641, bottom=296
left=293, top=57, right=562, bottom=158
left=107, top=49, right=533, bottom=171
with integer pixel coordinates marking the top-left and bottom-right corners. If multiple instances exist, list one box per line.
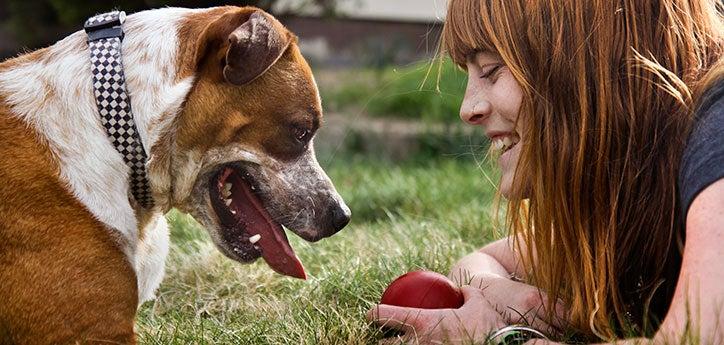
left=467, top=50, right=500, bottom=64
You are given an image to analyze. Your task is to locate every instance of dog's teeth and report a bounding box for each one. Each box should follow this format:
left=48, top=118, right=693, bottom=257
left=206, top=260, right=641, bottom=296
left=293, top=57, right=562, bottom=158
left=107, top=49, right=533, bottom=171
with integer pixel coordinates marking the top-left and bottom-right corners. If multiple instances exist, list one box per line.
left=250, top=185, right=256, bottom=191
left=222, top=183, right=232, bottom=198
left=224, top=198, right=232, bottom=206
left=230, top=209, right=236, bottom=215
left=249, top=234, right=261, bottom=244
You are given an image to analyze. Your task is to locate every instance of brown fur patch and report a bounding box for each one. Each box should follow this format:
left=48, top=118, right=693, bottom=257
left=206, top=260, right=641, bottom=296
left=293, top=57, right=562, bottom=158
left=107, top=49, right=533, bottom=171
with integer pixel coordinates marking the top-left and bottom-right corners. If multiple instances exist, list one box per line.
left=175, top=6, right=238, bottom=81
left=0, top=98, right=138, bottom=344
left=178, top=43, right=321, bottom=160
left=0, top=48, right=49, bottom=72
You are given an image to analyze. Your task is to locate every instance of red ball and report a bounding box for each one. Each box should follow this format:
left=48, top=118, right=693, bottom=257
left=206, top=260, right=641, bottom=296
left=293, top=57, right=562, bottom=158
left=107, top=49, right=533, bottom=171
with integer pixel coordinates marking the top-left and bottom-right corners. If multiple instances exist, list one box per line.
left=380, top=270, right=464, bottom=309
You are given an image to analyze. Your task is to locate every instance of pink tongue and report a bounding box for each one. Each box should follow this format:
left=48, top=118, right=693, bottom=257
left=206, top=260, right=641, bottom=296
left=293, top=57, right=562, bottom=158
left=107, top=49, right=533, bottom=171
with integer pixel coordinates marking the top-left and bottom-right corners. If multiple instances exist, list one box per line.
left=231, top=177, right=306, bottom=280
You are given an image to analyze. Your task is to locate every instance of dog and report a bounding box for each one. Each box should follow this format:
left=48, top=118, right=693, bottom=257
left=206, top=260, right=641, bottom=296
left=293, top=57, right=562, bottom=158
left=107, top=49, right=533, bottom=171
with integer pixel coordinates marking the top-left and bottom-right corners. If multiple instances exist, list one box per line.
left=0, top=6, right=350, bottom=344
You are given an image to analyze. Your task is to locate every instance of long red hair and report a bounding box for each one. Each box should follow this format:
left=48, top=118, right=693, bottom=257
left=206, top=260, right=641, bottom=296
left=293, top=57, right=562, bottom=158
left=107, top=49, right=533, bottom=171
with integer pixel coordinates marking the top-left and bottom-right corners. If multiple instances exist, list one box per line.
left=443, top=0, right=723, bottom=339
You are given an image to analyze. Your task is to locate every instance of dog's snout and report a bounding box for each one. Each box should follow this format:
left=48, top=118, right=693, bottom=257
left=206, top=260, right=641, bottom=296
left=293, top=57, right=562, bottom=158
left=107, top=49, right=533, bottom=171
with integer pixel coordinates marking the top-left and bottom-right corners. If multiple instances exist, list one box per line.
left=328, top=202, right=351, bottom=233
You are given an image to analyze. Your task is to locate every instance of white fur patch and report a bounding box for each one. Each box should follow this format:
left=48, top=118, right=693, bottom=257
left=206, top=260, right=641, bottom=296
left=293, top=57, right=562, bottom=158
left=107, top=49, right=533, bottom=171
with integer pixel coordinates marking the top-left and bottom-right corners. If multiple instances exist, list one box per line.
left=136, top=214, right=170, bottom=303
left=0, top=7, right=203, bottom=300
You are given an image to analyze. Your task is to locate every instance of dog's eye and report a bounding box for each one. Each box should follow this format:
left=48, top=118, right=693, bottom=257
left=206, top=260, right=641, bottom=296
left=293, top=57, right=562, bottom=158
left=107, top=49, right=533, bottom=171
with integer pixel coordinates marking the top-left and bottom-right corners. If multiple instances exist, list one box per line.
left=292, top=126, right=311, bottom=143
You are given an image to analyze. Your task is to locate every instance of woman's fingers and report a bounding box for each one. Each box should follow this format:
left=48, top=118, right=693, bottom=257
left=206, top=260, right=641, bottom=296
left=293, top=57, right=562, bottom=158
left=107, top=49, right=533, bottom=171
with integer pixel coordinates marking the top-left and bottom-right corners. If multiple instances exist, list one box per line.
left=524, top=340, right=564, bottom=345
left=459, top=285, right=492, bottom=309
left=368, top=305, right=453, bottom=344
left=367, top=286, right=513, bottom=344
left=460, top=285, right=484, bottom=300
left=378, top=335, right=409, bottom=345
left=476, top=276, right=567, bottom=331
left=378, top=335, right=445, bottom=345
left=502, top=290, right=567, bottom=333
left=367, top=304, right=442, bottom=333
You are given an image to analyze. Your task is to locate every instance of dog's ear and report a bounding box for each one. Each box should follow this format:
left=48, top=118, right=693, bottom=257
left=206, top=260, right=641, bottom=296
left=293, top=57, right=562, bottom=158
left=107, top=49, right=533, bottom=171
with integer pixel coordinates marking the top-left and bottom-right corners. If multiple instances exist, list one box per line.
left=222, top=11, right=291, bottom=86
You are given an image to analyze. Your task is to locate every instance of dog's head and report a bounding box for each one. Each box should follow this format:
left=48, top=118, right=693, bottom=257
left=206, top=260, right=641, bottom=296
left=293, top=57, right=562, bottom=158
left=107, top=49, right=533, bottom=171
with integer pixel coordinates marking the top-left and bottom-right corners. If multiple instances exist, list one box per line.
left=166, top=8, right=350, bottom=279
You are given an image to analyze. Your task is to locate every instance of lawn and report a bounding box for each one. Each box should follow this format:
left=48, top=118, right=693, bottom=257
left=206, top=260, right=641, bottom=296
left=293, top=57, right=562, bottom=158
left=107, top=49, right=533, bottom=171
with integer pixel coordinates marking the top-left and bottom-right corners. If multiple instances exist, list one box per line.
left=135, top=155, right=503, bottom=344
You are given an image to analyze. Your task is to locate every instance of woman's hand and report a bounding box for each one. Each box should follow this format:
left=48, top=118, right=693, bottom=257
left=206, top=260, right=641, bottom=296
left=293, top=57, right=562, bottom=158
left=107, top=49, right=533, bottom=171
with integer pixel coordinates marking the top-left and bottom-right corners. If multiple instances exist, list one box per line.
left=468, top=274, right=567, bottom=334
left=524, top=340, right=565, bottom=345
left=448, top=247, right=567, bottom=335
left=367, top=286, right=506, bottom=344
left=367, top=276, right=567, bottom=344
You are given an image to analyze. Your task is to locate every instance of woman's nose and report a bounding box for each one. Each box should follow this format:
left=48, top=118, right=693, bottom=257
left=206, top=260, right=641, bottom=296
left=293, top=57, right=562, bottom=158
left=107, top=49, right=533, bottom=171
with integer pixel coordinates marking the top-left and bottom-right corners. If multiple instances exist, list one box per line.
left=460, top=99, right=492, bottom=125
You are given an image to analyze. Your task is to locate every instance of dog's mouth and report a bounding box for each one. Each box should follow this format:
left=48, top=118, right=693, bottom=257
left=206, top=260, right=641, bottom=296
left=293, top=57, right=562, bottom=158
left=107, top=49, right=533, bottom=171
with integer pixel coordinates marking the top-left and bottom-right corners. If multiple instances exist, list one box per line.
left=208, top=165, right=306, bottom=279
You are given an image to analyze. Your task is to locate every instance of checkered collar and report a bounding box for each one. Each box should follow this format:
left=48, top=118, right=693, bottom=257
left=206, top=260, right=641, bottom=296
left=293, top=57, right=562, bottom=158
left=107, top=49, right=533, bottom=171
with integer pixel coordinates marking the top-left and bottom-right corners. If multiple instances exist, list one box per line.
left=84, top=11, right=154, bottom=209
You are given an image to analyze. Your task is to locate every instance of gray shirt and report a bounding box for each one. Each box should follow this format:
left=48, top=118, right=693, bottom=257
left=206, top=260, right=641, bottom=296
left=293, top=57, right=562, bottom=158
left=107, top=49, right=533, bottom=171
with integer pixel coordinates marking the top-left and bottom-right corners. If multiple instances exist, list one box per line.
left=679, top=78, right=724, bottom=217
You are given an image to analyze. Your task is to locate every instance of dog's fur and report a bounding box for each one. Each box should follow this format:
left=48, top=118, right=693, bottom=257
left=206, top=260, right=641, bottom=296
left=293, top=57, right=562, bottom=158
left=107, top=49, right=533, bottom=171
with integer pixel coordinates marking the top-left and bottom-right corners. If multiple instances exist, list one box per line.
left=0, top=6, right=349, bottom=344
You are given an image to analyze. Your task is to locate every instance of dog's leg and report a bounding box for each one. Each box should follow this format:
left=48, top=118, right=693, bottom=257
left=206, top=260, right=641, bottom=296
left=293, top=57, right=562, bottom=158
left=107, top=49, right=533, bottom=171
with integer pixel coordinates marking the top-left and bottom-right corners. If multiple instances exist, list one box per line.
left=135, top=214, right=170, bottom=304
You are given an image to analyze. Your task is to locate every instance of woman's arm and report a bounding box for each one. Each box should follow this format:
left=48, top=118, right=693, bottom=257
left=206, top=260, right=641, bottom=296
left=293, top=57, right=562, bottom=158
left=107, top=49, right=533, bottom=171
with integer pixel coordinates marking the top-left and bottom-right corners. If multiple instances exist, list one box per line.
left=654, top=178, right=724, bottom=344
left=448, top=235, right=530, bottom=286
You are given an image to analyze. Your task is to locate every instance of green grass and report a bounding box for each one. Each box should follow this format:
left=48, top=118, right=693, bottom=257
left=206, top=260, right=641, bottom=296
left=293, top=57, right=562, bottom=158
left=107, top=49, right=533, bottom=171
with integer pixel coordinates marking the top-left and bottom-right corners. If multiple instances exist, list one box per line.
left=136, top=157, right=503, bottom=344
left=321, top=59, right=467, bottom=123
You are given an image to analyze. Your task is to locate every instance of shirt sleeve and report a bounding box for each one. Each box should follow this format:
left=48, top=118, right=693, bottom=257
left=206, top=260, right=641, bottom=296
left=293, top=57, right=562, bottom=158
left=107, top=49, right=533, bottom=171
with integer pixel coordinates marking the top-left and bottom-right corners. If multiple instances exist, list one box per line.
left=679, top=79, right=724, bottom=218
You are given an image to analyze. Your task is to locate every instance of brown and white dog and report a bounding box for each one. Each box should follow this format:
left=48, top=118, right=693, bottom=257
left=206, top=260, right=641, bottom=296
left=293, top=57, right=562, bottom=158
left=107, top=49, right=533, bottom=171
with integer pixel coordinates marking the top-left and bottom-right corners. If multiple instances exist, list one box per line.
left=0, top=6, right=350, bottom=344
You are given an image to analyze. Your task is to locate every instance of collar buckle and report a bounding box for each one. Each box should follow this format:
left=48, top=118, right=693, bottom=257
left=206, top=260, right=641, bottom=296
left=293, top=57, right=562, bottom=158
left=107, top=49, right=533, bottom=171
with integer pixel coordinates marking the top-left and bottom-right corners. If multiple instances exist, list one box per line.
left=84, top=11, right=126, bottom=42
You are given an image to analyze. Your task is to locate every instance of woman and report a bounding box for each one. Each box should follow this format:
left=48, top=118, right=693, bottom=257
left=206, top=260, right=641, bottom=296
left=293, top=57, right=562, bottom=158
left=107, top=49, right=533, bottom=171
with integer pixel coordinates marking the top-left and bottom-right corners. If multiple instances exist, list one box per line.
left=369, top=0, right=723, bottom=343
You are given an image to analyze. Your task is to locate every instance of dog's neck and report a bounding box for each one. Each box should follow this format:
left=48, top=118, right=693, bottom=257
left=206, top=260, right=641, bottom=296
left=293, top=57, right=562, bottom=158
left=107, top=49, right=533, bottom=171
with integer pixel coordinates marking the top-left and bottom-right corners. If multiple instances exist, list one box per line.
left=0, top=8, right=204, bottom=250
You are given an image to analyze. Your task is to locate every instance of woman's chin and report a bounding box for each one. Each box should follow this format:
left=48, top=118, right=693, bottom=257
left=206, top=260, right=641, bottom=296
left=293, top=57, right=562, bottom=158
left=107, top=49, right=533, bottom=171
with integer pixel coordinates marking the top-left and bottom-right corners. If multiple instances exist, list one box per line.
left=500, top=172, right=532, bottom=200
left=497, top=144, right=521, bottom=199
left=499, top=175, right=513, bottom=199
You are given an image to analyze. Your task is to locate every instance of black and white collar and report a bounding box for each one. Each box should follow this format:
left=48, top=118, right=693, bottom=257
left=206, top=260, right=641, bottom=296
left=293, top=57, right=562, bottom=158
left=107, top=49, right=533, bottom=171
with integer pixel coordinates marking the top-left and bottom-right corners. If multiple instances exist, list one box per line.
left=84, top=11, right=154, bottom=209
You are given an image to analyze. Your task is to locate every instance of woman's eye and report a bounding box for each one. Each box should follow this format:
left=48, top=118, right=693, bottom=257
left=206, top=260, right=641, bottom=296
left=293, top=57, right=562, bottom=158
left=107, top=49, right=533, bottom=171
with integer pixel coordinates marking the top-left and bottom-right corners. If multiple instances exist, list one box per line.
left=480, top=65, right=502, bottom=80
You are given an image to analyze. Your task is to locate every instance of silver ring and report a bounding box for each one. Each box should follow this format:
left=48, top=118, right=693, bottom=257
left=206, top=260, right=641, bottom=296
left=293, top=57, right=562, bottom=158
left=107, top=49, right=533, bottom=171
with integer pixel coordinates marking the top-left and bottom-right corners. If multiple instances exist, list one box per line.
left=485, top=325, right=549, bottom=344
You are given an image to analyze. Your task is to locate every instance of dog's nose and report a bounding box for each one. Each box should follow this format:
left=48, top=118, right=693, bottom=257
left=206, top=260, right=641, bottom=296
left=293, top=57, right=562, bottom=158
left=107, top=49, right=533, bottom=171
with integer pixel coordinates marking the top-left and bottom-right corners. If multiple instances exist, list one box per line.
left=329, top=202, right=351, bottom=232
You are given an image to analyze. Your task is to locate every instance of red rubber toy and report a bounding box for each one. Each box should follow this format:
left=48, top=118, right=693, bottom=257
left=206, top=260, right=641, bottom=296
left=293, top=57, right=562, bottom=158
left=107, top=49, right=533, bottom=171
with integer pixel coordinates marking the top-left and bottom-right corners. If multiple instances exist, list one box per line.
left=380, top=270, right=464, bottom=309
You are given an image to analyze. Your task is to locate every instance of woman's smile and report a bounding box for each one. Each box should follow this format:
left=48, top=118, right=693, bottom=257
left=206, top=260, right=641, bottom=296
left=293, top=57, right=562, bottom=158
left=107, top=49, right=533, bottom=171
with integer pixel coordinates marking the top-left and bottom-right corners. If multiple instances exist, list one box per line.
left=487, top=131, right=520, bottom=171
left=489, top=132, right=520, bottom=153
left=497, top=136, right=520, bottom=171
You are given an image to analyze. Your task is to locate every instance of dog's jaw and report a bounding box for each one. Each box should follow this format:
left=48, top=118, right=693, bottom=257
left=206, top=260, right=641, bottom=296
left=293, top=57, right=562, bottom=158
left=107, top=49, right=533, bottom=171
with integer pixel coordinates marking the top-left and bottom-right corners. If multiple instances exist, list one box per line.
left=177, top=143, right=348, bottom=278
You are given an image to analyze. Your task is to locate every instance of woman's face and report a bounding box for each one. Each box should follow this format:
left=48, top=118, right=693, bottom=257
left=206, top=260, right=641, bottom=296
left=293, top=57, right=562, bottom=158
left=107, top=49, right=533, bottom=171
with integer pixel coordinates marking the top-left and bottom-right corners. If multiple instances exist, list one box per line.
left=460, top=51, right=524, bottom=197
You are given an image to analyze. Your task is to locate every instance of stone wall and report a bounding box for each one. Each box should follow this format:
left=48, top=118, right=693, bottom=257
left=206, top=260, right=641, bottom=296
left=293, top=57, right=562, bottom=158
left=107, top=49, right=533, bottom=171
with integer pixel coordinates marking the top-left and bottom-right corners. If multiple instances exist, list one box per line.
left=282, top=16, right=443, bottom=67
